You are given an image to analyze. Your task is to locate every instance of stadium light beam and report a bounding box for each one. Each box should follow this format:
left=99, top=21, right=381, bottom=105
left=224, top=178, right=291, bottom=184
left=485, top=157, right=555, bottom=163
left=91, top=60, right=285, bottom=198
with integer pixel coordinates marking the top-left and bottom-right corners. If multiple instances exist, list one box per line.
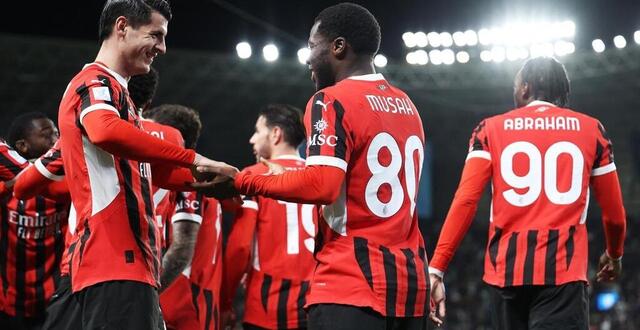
left=455, top=51, right=470, bottom=64
left=374, top=54, right=388, bottom=68
left=480, top=50, right=492, bottom=62
left=427, top=32, right=441, bottom=48
left=613, top=35, right=627, bottom=49
left=440, top=32, right=453, bottom=48
left=415, top=50, right=429, bottom=65
left=441, top=49, right=455, bottom=65
left=491, top=46, right=506, bottom=63
left=297, top=47, right=310, bottom=64
left=236, top=42, right=252, bottom=59
left=465, top=30, right=478, bottom=46
left=592, top=39, right=605, bottom=53
left=415, top=32, right=428, bottom=48
left=453, top=31, right=466, bottom=47
left=403, top=32, right=417, bottom=48
left=262, top=44, right=279, bottom=62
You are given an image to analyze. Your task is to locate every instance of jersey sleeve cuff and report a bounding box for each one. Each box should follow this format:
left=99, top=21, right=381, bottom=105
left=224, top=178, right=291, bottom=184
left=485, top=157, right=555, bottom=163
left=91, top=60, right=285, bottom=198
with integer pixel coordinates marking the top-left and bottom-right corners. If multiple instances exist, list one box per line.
left=428, top=266, right=445, bottom=278
left=592, top=162, right=616, bottom=176
left=606, top=250, right=623, bottom=261
left=171, top=212, right=202, bottom=224
left=466, top=150, right=491, bottom=162
left=79, top=104, right=119, bottom=126
left=34, top=160, right=64, bottom=181
left=305, top=155, right=347, bottom=171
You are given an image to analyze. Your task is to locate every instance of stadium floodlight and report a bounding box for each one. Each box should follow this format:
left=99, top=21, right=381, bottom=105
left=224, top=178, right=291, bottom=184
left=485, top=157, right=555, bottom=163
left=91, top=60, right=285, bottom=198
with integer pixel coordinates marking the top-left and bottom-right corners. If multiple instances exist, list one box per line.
left=453, top=31, right=466, bottom=47
left=440, top=32, right=453, bottom=48
left=415, top=50, right=429, bottom=65
left=491, top=46, right=506, bottom=63
left=478, top=28, right=491, bottom=45
left=262, top=44, right=279, bottom=62
left=374, top=54, right=388, bottom=68
left=441, top=49, right=455, bottom=65
left=559, top=20, right=576, bottom=38
left=506, top=47, right=521, bottom=61
left=297, top=47, right=310, bottom=64
left=406, top=51, right=417, bottom=65
left=530, top=43, right=554, bottom=57
left=455, top=51, right=470, bottom=63
left=480, top=50, right=492, bottom=62
left=236, top=42, right=252, bottom=59
left=427, top=32, right=441, bottom=48
left=592, top=39, right=605, bottom=53
left=553, top=41, right=575, bottom=56
left=465, top=30, right=478, bottom=46
left=403, top=32, right=417, bottom=48
left=414, top=32, right=428, bottom=48
left=613, top=35, right=627, bottom=49
left=428, top=49, right=442, bottom=65
left=635, top=31, right=640, bottom=44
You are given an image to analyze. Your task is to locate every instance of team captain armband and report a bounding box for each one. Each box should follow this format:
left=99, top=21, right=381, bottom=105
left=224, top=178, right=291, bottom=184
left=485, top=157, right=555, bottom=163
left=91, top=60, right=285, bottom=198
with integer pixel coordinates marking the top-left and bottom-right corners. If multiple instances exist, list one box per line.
left=304, top=91, right=352, bottom=172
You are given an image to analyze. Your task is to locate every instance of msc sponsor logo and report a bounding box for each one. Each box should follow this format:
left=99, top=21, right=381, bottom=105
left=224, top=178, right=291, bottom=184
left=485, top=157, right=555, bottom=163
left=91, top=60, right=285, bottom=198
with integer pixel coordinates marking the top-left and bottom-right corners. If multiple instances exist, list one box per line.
left=308, top=134, right=338, bottom=147
left=176, top=198, right=200, bottom=211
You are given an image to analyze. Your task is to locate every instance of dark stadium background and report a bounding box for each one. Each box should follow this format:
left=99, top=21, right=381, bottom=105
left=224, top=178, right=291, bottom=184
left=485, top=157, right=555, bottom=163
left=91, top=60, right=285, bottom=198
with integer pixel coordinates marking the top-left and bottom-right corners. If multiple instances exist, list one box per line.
left=1, top=1, right=638, bottom=328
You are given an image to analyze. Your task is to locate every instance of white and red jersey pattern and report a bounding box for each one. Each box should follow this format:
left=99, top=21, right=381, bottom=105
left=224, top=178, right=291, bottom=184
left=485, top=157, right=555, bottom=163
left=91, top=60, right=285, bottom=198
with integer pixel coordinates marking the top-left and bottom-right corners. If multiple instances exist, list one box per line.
left=58, top=62, right=161, bottom=292
left=467, top=100, right=616, bottom=287
left=303, top=73, right=429, bottom=317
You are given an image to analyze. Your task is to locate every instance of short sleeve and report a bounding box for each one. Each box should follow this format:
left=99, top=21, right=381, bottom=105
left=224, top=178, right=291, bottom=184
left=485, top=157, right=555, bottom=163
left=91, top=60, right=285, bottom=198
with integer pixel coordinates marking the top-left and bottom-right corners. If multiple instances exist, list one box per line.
left=466, top=120, right=492, bottom=162
left=304, top=91, right=352, bottom=172
left=75, top=74, right=120, bottom=126
left=592, top=121, right=616, bottom=176
left=34, top=141, right=65, bottom=181
left=172, top=191, right=204, bottom=224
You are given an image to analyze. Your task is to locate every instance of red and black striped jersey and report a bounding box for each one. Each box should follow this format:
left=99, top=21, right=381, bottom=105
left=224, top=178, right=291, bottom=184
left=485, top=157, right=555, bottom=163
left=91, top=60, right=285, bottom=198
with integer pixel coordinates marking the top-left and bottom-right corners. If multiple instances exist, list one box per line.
left=226, top=156, right=317, bottom=329
left=160, top=191, right=222, bottom=330
left=0, top=143, right=69, bottom=318
left=58, top=62, right=161, bottom=292
left=0, top=196, right=68, bottom=318
left=464, top=101, right=615, bottom=287
left=303, top=74, right=429, bottom=317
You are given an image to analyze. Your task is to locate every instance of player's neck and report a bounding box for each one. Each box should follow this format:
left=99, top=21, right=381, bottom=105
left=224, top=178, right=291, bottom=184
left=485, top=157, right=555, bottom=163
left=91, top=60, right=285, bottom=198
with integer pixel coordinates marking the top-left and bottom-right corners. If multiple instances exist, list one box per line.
left=95, top=42, right=131, bottom=81
left=269, top=146, right=299, bottom=160
left=335, top=60, right=375, bottom=83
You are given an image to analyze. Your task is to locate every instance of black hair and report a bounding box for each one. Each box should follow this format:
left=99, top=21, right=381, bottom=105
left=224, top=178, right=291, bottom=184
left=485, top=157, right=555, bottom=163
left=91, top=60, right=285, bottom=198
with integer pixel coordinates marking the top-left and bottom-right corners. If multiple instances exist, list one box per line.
left=520, top=57, right=571, bottom=107
left=99, top=0, right=172, bottom=43
left=314, top=2, right=381, bottom=57
left=129, top=66, right=159, bottom=109
left=143, top=104, right=202, bottom=149
left=259, top=104, right=305, bottom=147
left=7, top=112, right=49, bottom=148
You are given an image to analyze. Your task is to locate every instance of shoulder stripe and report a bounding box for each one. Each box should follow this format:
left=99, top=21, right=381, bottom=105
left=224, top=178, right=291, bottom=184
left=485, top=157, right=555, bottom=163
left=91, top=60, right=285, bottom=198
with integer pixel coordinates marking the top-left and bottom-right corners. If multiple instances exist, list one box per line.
left=466, top=150, right=491, bottom=161
left=592, top=162, right=616, bottom=176
left=305, top=155, right=347, bottom=171
left=34, top=161, right=64, bottom=181
left=79, top=104, right=119, bottom=126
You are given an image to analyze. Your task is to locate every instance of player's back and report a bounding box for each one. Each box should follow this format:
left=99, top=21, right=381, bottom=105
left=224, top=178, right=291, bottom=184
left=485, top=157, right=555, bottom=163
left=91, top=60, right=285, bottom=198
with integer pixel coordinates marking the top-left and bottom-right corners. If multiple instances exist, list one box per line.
left=304, top=74, right=428, bottom=317
left=472, top=100, right=615, bottom=286
left=242, top=156, right=318, bottom=329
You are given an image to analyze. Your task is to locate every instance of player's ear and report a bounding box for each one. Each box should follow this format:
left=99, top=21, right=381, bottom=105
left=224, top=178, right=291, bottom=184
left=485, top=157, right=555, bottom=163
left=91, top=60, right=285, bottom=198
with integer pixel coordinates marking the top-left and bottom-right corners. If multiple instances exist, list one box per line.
left=115, top=16, right=128, bottom=38
left=14, top=139, right=28, bottom=156
left=332, top=37, right=347, bottom=59
left=271, top=126, right=283, bottom=145
left=521, top=82, right=530, bottom=100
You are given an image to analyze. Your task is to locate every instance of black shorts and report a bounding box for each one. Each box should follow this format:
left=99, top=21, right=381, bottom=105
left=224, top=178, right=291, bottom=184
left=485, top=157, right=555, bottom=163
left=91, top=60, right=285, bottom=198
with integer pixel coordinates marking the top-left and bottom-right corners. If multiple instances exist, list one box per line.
left=489, top=281, right=589, bottom=330
left=43, top=278, right=163, bottom=330
left=307, top=304, right=428, bottom=330
left=42, top=275, right=81, bottom=330
left=0, top=310, right=44, bottom=330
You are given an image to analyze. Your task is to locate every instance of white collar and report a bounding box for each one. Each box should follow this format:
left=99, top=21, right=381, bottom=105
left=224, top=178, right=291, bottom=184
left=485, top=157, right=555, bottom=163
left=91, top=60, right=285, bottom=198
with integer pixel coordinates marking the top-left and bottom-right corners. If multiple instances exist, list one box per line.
left=272, top=154, right=305, bottom=161
left=347, top=73, right=385, bottom=81
left=83, top=62, right=129, bottom=89
left=526, top=100, right=556, bottom=107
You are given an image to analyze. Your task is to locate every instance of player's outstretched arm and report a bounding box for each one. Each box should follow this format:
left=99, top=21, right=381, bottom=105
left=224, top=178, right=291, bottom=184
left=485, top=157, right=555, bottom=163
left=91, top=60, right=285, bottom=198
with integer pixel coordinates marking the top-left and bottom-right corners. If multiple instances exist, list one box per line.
left=82, top=110, right=196, bottom=167
left=592, top=170, right=626, bottom=282
left=231, top=165, right=345, bottom=205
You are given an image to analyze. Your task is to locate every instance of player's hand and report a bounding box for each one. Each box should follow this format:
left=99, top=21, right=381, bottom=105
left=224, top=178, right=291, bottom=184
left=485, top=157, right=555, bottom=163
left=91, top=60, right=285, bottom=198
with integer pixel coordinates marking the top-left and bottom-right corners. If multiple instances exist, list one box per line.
left=596, top=252, right=622, bottom=282
left=193, top=153, right=239, bottom=179
left=429, top=273, right=446, bottom=327
left=260, top=157, right=286, bottom=175
left=221, top=309, right=237, bottom=330
left=190, top=175, right=242, bottom=202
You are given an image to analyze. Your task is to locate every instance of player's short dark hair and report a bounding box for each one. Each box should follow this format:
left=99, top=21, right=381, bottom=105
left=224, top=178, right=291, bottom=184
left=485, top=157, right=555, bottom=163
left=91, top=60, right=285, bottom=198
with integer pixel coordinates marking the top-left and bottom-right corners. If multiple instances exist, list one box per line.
left=7, top=112, right=49, bottom=148
left=144, top=104, right=202, bottom=149
left=520, top=57, right=571, bottom=107
left=129, top=67, right=159, bottom=109
left=259, top=104, right=305, bottom=147
left=99, top=0, right=172, bottom=43
left=314, top=3, right=381, bottom=57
